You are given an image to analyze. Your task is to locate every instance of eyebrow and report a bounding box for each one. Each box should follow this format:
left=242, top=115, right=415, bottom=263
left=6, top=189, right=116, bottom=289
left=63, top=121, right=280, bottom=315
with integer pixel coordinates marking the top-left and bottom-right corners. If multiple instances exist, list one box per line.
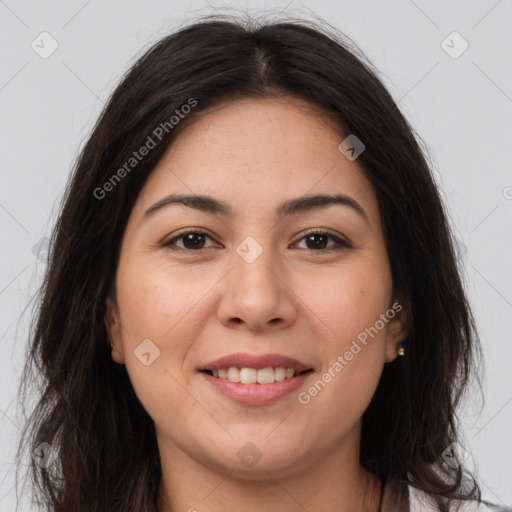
left=142, top=193, right=369, bottom=225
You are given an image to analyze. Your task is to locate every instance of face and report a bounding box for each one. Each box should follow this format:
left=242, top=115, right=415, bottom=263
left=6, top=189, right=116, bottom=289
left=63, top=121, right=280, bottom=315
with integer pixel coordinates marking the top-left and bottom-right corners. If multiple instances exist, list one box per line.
left=106, top=97, right=407, bottom=479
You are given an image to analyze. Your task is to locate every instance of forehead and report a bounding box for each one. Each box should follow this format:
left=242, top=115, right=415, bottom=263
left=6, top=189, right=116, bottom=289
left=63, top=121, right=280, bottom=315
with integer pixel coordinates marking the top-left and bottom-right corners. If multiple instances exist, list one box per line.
left=132, top=97, right=380, bottom=226
left=167, top=96, right=344, bottom=169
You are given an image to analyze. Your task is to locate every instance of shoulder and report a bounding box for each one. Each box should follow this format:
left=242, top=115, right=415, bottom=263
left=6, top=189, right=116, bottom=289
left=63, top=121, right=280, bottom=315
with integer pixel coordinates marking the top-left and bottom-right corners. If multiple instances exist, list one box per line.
left=408, top=484, right=512, bottom=512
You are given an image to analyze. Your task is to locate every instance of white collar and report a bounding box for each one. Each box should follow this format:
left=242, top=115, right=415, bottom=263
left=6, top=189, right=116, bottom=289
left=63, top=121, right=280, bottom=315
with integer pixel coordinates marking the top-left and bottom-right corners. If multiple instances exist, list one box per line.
left=408, top=483, right=502, bottom=512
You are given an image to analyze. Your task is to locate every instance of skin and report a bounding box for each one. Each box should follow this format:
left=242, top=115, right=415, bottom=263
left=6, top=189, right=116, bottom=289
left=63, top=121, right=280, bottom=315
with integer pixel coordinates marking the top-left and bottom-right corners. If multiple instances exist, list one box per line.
left=106, top=97, right=408, bottom=512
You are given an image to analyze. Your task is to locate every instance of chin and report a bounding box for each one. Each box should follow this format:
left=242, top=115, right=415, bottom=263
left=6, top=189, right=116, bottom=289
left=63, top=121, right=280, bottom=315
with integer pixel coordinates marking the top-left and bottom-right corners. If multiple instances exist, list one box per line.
left=204, top=440, right=313, bottom=480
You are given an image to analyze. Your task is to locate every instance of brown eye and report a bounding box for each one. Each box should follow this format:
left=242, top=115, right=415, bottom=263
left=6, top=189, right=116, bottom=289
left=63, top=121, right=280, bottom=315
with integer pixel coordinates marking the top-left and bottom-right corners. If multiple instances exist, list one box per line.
left=294, top=230, right=352, bottom=252
left=304, top=233, right=330, bottom=250
left=163, top=231, right=216, bottom=250
left=163, top=229, right=351, bottom=253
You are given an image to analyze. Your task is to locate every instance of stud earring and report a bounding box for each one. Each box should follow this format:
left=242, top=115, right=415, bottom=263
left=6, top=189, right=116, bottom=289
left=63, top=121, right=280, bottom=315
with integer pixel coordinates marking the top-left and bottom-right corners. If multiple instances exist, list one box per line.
left=397, top=342, right=405, bottom=356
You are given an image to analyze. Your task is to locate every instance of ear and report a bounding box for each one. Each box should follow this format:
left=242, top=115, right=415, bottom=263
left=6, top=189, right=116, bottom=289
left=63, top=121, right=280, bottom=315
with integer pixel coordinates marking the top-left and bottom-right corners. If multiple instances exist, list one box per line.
left=385, top=297, right=408, bottom=363
left=105, top=295, right=125, bottom=365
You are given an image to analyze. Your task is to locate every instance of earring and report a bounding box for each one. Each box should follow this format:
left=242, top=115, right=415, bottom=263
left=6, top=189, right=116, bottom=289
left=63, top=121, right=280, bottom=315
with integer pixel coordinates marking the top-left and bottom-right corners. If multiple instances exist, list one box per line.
left=397, top=342, right=405, bottom=356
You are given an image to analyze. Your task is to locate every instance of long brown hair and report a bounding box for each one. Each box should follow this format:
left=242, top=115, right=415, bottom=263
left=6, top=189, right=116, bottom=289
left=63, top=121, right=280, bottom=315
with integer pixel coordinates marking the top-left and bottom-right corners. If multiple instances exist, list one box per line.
left=17, top=13, right=484, bottom=512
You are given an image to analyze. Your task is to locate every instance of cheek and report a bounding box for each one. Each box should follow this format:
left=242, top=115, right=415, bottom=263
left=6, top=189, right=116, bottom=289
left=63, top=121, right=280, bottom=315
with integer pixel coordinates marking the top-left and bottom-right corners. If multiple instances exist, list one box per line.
left=116, top=255, right=211, bottom=340
left=114, top=257, right=223, bottom=412
left=302, top=256, right=392, bottom=346
left=296, top=256, right=392, bottom=415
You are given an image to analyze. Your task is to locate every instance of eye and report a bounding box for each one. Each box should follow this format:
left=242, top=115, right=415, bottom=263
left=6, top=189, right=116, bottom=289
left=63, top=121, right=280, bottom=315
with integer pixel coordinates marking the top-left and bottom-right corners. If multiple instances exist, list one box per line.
left=163, top=230, right=217, bottom=251
left=162, top=229, right=352, bottom=252
left=292, top=229, right=352, bottom=252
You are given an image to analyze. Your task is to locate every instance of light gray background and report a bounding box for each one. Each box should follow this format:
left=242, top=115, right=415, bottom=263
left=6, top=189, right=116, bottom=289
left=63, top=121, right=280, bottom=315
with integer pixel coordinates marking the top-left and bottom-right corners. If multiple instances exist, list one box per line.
left=1, top=1, right=511, bottom=510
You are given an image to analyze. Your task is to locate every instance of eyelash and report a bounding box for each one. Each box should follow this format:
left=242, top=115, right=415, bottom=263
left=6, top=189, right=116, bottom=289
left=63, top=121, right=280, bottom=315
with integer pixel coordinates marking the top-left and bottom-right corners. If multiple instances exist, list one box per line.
left=162, top=228, right=352, bottom=253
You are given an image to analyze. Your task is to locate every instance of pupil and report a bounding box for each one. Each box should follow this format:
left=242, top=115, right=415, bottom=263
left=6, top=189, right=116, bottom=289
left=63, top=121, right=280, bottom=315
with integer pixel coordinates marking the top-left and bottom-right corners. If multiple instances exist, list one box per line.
left=307, top=234, right=327, bottom=250
left=184, top=233, right=204, bottom=249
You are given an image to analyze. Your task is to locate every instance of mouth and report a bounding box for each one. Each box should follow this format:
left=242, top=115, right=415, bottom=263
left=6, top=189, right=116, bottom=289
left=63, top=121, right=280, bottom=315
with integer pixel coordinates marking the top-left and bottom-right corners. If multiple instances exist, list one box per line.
left=198, top=353, right=315, bottom=404
left=201, top=367, right=314, bottom=384
left=200, top=368, right=314, bottom=406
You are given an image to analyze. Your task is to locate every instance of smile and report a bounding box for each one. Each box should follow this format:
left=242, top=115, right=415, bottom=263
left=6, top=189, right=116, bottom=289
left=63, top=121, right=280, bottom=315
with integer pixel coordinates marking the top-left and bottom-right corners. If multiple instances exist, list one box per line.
left=203, top=366, right=312, bottom=384
left=200, top=368, right=314, bottom=405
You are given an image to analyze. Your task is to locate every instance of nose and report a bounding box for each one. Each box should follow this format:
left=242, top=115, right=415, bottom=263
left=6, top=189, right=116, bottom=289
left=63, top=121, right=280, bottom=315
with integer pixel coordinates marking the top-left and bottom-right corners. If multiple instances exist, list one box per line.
left=215, top=243, right=297, bottom=332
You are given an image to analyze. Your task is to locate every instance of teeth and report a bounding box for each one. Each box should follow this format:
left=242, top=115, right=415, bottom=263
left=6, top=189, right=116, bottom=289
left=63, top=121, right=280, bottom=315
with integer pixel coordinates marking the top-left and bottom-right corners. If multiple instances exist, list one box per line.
left=255, top=367, right=274, bottom=384
left=210, top=366, right=298, bottom=384
left=227, top=367, right=240, bottom=382
left=274, top=367, right=286, bottom=381
left=240, top=368, right=257, bottom=384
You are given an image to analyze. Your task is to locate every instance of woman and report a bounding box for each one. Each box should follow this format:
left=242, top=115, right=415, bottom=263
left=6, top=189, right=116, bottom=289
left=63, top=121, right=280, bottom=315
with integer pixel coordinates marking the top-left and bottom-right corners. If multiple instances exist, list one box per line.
left=17, top=13, right=511, bottom=512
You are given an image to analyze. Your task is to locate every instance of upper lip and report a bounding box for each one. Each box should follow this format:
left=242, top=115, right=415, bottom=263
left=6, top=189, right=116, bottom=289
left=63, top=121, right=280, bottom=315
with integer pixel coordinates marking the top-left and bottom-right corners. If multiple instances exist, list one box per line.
left=199, top=353, right=313, bottom=372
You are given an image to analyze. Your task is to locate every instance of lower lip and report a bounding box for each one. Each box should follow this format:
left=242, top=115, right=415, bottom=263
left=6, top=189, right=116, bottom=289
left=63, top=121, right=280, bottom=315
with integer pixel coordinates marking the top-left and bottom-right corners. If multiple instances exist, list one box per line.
left=200, top=371, right=314, bottom=405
